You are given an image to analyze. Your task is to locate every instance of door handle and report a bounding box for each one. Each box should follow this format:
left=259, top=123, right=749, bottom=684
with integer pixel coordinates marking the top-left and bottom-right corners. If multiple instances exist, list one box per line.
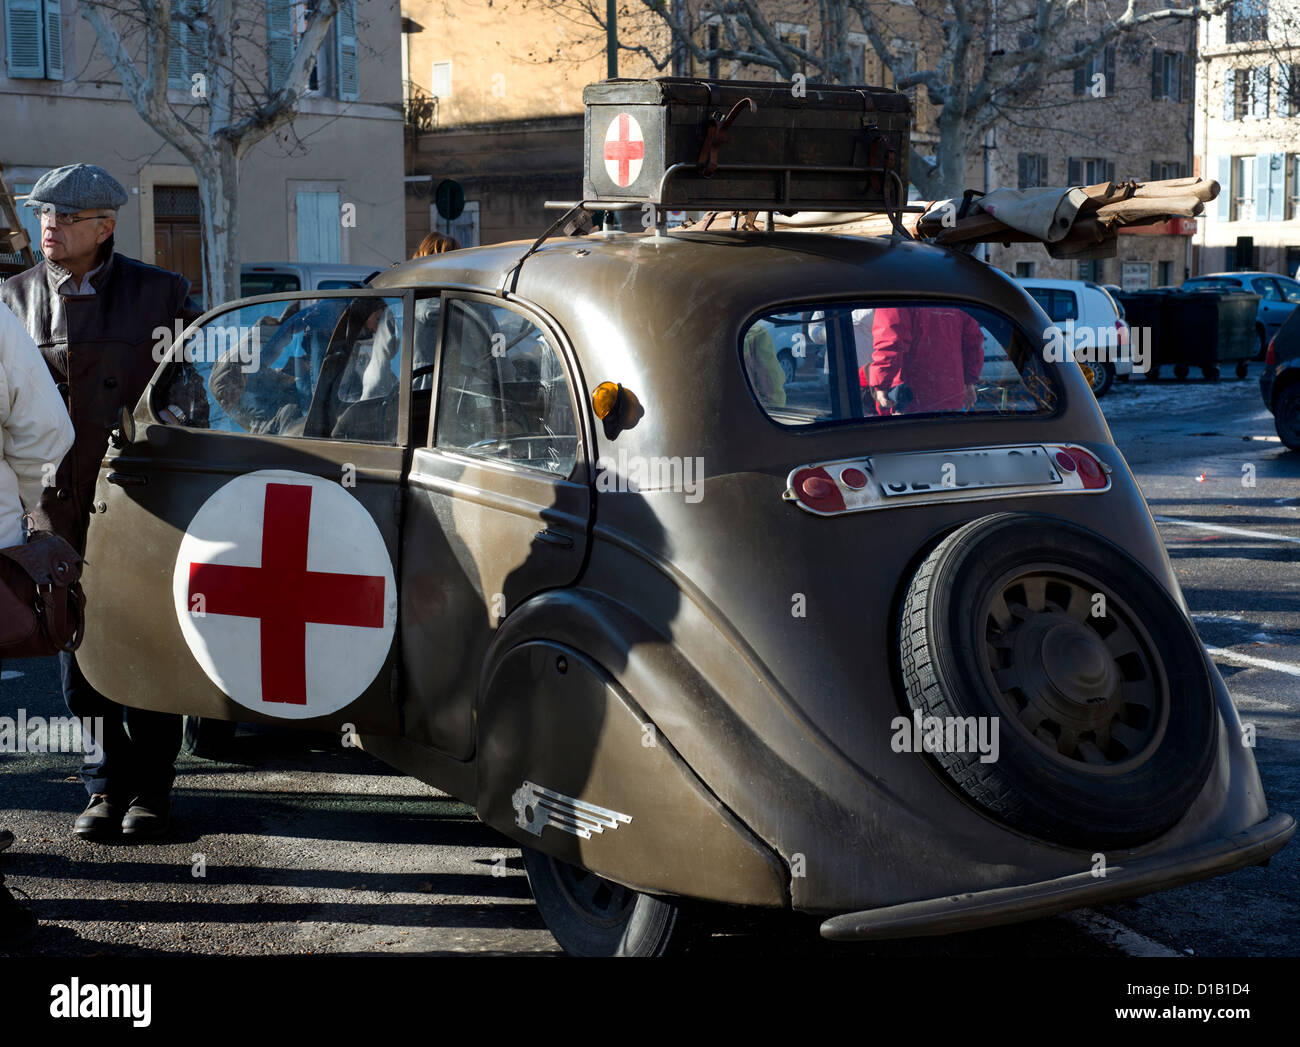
left=533, top=528, right=574, bottom=549
left=107, top=472, right=148, bottom=487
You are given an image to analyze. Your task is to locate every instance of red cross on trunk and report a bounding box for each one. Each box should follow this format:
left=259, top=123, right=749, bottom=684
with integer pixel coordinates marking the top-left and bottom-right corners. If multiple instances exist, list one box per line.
left=188, top=482, right=386, bottom=706
left=603, top=113, right=644, bottom=186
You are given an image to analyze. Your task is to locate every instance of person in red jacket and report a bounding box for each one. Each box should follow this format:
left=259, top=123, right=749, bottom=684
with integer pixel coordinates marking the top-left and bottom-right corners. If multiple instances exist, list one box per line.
left=865, top=306, right=984, bottom=415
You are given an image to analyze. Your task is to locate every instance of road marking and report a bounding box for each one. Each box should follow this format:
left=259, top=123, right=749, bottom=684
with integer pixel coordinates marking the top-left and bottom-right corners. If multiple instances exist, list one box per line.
left=1155, top=515, right=1300, bottom=545
left=1064, top=911, right=1182, bottom=957
left=1205, top=646, right=1300, bottom=677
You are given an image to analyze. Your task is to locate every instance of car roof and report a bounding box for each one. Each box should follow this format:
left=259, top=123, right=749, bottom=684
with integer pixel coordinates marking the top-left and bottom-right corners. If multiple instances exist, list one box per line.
left=1188, top=272, right=1279, bottom=281
left=372, top=229, right=1032, bottom=321
left=241, top=262, right=379, bottom=276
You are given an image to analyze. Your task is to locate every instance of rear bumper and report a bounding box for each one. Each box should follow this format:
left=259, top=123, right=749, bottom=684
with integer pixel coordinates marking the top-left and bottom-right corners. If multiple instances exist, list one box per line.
left=820, top=811, right=1294, bottom=941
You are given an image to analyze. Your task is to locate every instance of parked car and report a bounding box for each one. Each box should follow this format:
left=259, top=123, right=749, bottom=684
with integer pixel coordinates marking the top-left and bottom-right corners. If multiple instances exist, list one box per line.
left=78, top=215, right=1295, bottom=955
left=186, top=262, right=383, bottom=315
left=1261, top=306, right=1300, bottom=450
left=1015, top=278, right=1132, bottom=396
left=1182, top=272, right=1300, bottom=357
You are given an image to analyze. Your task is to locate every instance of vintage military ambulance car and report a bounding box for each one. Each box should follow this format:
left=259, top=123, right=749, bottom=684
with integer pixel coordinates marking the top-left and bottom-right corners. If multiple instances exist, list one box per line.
left=78, top=79, right=1293, bottom=955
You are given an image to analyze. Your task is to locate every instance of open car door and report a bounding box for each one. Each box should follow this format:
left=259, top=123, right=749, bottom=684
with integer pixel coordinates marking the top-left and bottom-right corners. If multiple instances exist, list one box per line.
left=77, top=289, right=414, bottom=736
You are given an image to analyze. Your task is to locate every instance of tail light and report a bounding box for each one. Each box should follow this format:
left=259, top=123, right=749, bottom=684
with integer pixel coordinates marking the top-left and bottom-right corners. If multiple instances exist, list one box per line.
left=1115, top=318, right=1128, bottom=348
left=1266, top=338, right=1277, bottom=367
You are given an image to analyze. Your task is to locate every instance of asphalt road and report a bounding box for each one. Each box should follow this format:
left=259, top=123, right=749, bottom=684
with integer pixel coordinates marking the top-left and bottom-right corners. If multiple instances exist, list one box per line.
left=1, top=361, right=1297, bottom=957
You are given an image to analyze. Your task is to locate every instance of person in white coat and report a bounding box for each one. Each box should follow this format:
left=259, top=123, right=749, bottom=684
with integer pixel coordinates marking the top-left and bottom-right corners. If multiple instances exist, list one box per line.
left=1, top=299, right=73, bottom=547
left=1, top=297, right=73, bottom=946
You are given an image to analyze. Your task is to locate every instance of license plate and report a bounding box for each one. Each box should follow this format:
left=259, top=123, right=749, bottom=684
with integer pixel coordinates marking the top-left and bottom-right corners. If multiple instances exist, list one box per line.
left=869, top=446, right=1061, bottom=497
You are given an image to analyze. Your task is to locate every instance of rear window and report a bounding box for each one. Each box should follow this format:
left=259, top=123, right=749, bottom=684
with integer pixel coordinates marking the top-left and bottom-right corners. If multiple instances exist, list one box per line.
left=240, top=272, right=302, bottom=296
left=742, top=301, right=1059, bottom=428
left=318, top=279, right=363, bottom=290
left=1183, top=278, right=1239, bottom=292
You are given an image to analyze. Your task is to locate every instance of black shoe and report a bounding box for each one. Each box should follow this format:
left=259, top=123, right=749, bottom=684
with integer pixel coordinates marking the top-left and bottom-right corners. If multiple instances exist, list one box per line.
left=121, top=794, right=171, bottom=838
left=0, top=872, right=36, bottom=947
left=73, top=794, right=128, bottom=839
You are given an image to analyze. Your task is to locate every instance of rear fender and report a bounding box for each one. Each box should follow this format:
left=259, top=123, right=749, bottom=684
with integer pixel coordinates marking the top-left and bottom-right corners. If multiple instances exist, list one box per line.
left=475, top=633, right=788, bottom=906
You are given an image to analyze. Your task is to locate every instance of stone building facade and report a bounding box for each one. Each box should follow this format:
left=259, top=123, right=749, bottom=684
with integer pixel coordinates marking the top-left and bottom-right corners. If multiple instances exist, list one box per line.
left=2, top=0, right=405, bottom=303
left=1195, top=0, right=1300, bottom=278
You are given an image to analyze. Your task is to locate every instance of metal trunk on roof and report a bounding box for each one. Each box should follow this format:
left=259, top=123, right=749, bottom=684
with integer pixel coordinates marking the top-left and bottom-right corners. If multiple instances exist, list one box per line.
left=582, top=77, right=911, bottom=213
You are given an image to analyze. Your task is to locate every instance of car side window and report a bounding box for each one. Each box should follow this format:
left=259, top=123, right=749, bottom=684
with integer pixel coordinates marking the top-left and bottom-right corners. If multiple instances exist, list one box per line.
left=1252, top=278, right=1282, bottom=301
left=153, top=295, right=406, bottom=445
left=1278, top=279, right=1300, bottom=303
left=434, top=299, right=578, bottom=476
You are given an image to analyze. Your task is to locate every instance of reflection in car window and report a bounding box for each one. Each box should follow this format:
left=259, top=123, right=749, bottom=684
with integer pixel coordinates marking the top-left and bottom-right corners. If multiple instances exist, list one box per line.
left=153, top=295, right=405, bottom=444
left=239, top=273, right=301, bottom=296
left=743, top=301, right=1058, bottom=428
left=1279, top=279, right=1300, bottom=303
left=1252, top=278, right=1281, bottom=301
left=434, top=300, right=578, bottom=476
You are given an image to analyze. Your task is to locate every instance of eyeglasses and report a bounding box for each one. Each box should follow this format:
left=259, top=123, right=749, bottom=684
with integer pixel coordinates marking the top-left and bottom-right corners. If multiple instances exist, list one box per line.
left=31, top=205, right=111, bottom=227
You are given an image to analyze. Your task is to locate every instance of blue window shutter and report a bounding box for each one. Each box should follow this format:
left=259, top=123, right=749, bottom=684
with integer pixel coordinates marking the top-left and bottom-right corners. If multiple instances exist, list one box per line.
left=42, top=0, right=61, bottom=78
left=1224, top=68, right=1236, bottom=120
left=5, top=0, right=45, bottom=78
left=1269, top=152, right=1285, bottom=221
left=1254, top=153, right=1270, bottom=216
left=266, top=0, right=293, bottom=93
left=168, top=4, right=186, bottom=88
left=1253, top=66, right=1270, bottom=117
left=297, top=191, right=340, bottom=263
left=1073, top=41, right=1086, bottom=95
left=1217, top=155, right=1232, bottom=219
left=1279, top=64, right=1293, bottom=117
left=335, top=0, right=358, bottom=101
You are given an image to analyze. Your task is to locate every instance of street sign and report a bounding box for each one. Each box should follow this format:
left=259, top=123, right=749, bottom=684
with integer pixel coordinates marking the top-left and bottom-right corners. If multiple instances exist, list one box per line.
left=434, top=178, right=465, bottom=221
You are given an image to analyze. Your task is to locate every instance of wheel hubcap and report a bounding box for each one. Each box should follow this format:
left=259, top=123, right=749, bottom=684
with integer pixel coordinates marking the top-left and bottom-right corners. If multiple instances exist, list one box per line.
left=982, top=570, right=1166, bottom=770
left=554, top=858, right=636, bottom=929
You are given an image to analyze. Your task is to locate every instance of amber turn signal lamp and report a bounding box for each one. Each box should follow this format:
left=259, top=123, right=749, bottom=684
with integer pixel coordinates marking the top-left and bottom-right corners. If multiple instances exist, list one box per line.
left=592, top=381, right=622, bottom=420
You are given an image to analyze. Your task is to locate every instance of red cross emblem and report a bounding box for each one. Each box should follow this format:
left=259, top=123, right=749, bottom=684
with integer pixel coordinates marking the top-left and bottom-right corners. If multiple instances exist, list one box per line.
left=603, top=112, right=645, bottom=187
left=182, top=479, right=391, bottom=710
left=175, top=472, right=396, bottom=717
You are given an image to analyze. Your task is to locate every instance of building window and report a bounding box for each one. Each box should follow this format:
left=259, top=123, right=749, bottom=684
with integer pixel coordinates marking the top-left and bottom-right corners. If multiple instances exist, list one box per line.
left=4, top=0, right=64, bottom=80
left=1151, top=161, right=1185, bottom=180
left=775, top=22, right=809, bottom=75
left=1226, top=0, right=1268, bottom=44
left=1077, top=259, right=1105, bottom=283
left=296, top=189, right=342, bottom=262
left=706, top=23, right=720, bottom=79
left=1073, top=42, right=1115, bottom=97
left=1014, top=261, right=1036, bottom=278
left=1069, top=157, right=1113, bottom=185
left=1018, top=154, right=1049, bottom=189
left=1257, top=151, right=1285, bottom=221
left=847, top=33, right=866, bottom=84
left=431, top=60, right=451, bottom=98
left=1278, top=64, right=1298, bottom=117
left=1151, top=49, right=1186, bottom=101
left=1233, top=155, right=1256, bottom=221
left=1290, top=154, right=1300, bottom=219
left=431, top=200, right=480, bottom=248
left=1158, top=260, right=1173, bottom=286
left=267, top=0, right=357, bottom=100
left=1249, top=65, right=1270, bottom=118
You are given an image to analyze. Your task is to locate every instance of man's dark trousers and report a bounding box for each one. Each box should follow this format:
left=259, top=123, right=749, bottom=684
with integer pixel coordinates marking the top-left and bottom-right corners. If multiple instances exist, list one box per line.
left=59, top=652, right=180, bottom=797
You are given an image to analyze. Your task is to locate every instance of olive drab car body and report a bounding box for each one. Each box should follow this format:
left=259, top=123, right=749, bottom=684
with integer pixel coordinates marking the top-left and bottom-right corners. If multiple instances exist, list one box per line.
left=73, top=79, right=1293, bottom=955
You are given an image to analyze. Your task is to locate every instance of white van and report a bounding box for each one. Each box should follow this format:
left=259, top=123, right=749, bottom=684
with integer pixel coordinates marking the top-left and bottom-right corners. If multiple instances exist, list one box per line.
left=1016, top=278, right=1133, bottom=396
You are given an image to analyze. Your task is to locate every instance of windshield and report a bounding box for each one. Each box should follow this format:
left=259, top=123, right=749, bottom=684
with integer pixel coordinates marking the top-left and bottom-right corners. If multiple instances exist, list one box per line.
left=742, top=301, right=1059, bottom=428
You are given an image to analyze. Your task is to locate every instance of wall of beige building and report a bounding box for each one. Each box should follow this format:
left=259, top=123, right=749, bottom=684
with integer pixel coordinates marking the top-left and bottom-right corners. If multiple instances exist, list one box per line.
left=1195, top=6, right=1300, bottom=277
left=986, top=17, right=1195, bottom=287
left=2, top=0, right=405, bottom=272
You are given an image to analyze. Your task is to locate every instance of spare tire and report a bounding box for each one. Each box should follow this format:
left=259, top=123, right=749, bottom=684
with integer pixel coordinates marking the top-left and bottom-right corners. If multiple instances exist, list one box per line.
left=899, top=512, right=1218, bottom=850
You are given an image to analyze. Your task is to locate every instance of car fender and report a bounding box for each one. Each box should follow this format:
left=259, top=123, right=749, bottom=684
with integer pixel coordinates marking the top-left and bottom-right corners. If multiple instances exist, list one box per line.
left=475, top=597, right=789, bottom=906
left=1269, top=358, right=1300, bottom=409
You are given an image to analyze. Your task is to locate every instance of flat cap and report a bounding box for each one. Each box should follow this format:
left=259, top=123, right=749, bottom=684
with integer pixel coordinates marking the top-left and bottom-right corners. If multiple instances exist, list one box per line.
left=25, top=163, right=128, bottom=214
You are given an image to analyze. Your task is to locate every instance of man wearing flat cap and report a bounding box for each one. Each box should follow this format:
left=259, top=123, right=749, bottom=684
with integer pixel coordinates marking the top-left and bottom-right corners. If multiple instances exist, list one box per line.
left=0, top=163, right=188, bottom=841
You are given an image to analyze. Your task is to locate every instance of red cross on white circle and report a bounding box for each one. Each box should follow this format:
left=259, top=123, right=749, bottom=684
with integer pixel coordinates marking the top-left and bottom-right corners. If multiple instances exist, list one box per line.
left=173, top=471, right=397, bottom=719
left=603, top=112, right=645, bottom=187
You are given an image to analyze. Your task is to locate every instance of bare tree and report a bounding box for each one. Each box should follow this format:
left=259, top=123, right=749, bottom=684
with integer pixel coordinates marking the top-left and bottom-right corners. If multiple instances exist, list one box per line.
left=80, top=0, right=344, bottom=304
left=546, top=1, right=1229, bottom=200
